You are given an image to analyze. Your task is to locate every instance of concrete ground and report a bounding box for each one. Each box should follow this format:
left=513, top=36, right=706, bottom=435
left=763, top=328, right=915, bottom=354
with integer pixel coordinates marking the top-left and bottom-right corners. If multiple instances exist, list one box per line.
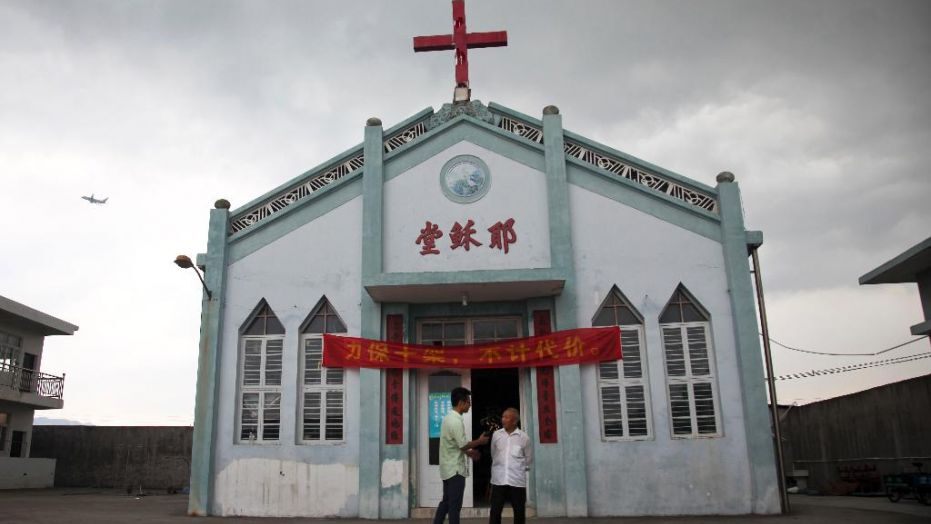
left=1, top=490, right=930, bottom=523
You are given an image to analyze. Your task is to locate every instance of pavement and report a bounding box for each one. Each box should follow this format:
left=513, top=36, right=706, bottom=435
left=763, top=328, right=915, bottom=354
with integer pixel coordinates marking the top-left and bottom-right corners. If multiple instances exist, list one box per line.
left=0, top=490, right=930, bottom=523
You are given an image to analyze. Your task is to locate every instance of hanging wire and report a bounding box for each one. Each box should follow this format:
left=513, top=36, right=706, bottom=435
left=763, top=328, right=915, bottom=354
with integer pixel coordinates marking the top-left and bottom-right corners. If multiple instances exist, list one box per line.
left=772, top=351, right=931, bottom=381
left=765, top=334, right=928, bottom=357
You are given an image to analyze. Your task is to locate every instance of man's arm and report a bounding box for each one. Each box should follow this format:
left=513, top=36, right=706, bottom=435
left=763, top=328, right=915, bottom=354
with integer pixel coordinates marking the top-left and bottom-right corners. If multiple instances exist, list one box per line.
left=459, top=433, right=489, bottom=451
left=453, top=416, right=489, bottom=452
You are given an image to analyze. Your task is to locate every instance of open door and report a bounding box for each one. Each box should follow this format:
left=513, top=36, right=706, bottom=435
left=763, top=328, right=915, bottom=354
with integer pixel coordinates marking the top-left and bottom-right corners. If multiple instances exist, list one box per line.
left=417, top=369, right=473, bottom=508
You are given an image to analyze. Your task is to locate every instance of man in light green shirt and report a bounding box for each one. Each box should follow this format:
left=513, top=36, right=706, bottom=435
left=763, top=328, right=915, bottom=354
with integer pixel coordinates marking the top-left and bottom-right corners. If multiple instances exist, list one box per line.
left=433, top=387, right=489, bottom=524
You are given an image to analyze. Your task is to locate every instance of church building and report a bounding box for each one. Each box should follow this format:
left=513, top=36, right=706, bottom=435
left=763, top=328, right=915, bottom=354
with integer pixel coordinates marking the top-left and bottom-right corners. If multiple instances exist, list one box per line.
left=186, top=2, right=780, bottom=518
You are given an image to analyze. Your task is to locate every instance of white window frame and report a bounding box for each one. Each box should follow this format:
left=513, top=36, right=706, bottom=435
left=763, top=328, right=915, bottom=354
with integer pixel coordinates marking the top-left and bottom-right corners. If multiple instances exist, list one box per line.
left=0, top=330, right=22, bottom=369
left=596, top=325, right=653, bottom=441
left=299, top=333, right=345, bottom=444
left=416, top=316, right=523, bottom=346
left=237, top=336, right=283, bottom=444
left=660, top=321, right=723, bottom=439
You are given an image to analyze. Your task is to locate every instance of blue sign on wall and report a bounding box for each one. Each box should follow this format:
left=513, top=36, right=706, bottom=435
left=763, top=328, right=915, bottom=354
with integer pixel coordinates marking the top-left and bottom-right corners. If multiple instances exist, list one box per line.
left=429, top=392, right=452, bottom=438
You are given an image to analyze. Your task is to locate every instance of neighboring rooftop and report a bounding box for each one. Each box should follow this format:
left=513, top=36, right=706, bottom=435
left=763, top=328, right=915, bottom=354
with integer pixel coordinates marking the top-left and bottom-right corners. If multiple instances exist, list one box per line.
left=0, top=294, right=78, bottom=336
left=859, top=236, right=931, bottom=284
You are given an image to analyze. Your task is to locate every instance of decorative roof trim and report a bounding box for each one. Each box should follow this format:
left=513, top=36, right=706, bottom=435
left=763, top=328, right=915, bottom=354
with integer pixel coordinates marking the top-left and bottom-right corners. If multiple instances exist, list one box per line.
left=229, top=109, right=434, bottom=234
left=487, top=102, right=717, bottom=214
left=228, top=102, right=722, bottom=235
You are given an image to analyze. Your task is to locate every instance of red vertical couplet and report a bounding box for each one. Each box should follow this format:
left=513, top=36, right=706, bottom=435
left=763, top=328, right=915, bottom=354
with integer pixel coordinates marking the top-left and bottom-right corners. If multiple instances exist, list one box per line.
left=533, top=310, right=558, bottom=443
left=385, top=315, right=405, bottom=445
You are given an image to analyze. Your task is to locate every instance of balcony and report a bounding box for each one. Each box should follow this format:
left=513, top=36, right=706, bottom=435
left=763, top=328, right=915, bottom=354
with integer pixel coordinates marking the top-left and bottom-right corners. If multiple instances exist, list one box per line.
left=0, top=363, right=64, bottom=409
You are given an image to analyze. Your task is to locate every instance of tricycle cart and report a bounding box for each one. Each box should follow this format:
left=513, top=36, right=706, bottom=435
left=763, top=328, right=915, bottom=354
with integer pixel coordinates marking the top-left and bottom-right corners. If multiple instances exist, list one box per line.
left=884, top=462, right=930, bottom=505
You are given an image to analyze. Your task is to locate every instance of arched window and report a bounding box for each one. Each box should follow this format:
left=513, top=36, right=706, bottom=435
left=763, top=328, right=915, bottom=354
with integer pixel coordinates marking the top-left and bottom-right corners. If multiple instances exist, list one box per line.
left=592, top=286, right=651, bottom=439
left=237, top=300, right=284, bottom=443
left=300, top=297, right=347, bottom=443
left=659, top=285, right=720, bottom=438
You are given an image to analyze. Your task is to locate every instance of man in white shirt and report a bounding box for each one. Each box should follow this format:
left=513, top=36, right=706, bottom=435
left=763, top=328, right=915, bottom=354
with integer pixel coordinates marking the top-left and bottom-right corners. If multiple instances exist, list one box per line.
left=488, top=407, right=532, bottom=524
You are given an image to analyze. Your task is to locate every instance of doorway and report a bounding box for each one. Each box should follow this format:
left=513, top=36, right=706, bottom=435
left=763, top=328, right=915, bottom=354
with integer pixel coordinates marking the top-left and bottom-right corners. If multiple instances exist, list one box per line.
left=470, top=367, right=520, bottom=506
left=10, top=430, right=26, bottom=457
left=414, top=316, right=524, bottom=509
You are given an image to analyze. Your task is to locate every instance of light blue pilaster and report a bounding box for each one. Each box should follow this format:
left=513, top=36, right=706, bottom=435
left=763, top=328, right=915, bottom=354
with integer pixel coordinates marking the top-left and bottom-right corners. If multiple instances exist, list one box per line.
left=380, top=303, right=410, bottom=518
left=717, top=173, right=779, bottom=513
left=188, top=200, right=231, bottom=516
left=359, top=118, right=385, bottom=519
left=542, top=106, right=588, bottom=517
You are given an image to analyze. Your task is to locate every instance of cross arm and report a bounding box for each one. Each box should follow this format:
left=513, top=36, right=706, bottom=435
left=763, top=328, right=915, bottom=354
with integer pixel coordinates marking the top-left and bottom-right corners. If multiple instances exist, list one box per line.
left=414, top=34, right=455, bottom=52
left=465, top=31, right=508, bottom=49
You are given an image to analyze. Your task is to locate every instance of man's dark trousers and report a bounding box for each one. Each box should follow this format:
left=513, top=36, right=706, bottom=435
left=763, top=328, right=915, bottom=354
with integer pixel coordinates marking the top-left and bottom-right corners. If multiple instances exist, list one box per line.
left=433, top=474, right=466, bottom=524
left=489, top=484, right=526, bottom=524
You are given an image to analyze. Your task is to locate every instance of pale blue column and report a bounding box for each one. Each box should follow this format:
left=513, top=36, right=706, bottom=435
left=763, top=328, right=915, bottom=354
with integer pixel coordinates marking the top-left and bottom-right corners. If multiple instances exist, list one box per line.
left=381, top=303, right=411, bottom=518
left=359, top=118, right=385, bottom=519
left=188, top=199, right=231, bottom=516
left=717, top=172, right=780, bottom=513
left=542, top=106, right=588, bottom=517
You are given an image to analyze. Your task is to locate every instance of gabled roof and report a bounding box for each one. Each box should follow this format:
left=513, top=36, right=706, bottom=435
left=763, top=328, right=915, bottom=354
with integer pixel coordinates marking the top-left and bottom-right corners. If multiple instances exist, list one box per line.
left=227, top=100, right=720, bottom=238
left=0, top=294, right=78, bottom=336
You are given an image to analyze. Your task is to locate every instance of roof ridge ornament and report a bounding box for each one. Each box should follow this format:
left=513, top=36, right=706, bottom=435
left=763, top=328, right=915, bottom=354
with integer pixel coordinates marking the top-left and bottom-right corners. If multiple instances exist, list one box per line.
left=413, top=0, right=508, bottom=103
left=427, top=100, right=496, bottom=129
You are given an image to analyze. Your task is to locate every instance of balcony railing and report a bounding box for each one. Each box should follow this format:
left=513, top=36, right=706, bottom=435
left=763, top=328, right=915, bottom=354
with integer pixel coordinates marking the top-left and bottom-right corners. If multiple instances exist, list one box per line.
left=0, top=362, right=64, bottom=400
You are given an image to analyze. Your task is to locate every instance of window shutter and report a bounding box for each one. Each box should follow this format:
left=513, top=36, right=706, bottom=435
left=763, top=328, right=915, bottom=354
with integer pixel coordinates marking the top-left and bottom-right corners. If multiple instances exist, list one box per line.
left=625, top=385, right=649, bottom=437
left=693, top=383, right=717, bottom=434
left=262, top=393, right=281, bottom=440
left=621, top=329, right=642, bottom=379
left=240, top=392, right=259, bottom=440
left=325, top=390, right=344, bottom=441
left=303, top=392, right=322, bottom=440
left=264, top=340, right=283, bottom=386
left=663, top=327, right=687, bottom=377
left=685, top=326, right=711, bottom=376
left=668, top=383, right=693, bottom=435
left=243, top=340, right=262, bottom=386
left=304, top=338, right=322, bottom=385
left=600, top=385, right=624, bottom=437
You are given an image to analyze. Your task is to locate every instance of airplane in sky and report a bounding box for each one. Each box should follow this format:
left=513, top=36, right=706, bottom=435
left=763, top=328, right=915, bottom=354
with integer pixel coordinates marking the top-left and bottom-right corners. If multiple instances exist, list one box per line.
left=81, top=194, right=108, bottom=204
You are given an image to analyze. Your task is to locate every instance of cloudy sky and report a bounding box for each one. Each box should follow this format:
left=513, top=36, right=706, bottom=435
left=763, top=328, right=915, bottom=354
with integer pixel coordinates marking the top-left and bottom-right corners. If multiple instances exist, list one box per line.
left=2, top=0, right=928, bottom=425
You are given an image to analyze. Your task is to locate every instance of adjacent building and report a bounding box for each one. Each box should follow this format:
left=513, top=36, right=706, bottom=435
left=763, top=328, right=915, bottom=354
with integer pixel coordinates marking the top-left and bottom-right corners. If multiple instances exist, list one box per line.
left=0, top=294, right=77, bottom=489
left=859, top=236, right=931, bottom=343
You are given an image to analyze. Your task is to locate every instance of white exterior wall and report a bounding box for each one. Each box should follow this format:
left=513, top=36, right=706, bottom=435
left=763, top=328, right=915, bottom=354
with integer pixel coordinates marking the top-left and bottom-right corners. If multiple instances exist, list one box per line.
left=383, top=141, right=550, bottom=273
left=213, top=196, right=363, bottom=517
left=569, top=185, right=753, bottom=515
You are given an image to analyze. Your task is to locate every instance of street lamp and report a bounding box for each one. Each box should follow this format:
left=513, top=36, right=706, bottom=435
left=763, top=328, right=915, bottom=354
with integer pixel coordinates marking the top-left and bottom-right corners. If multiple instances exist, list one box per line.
left=174, top=255, right=212, bottom=299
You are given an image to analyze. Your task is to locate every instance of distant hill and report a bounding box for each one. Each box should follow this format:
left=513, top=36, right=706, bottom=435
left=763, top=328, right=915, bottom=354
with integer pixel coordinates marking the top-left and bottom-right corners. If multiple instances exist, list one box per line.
left=33, top=417, right=92, bottom=426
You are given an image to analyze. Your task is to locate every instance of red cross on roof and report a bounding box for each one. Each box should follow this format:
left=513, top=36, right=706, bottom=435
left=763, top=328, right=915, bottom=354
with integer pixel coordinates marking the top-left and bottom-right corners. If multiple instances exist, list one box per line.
left=413, top=0, right=508, bottom=101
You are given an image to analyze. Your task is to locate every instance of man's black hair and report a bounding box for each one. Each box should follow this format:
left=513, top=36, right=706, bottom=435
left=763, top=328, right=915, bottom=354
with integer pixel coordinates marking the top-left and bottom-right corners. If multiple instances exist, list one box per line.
left=450, top=387, right=471, bottom=408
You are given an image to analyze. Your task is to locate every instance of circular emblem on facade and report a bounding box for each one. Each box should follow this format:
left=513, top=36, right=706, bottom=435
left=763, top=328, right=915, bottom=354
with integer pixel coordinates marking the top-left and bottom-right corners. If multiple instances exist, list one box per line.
left=440, top=155, right=491, bottom=204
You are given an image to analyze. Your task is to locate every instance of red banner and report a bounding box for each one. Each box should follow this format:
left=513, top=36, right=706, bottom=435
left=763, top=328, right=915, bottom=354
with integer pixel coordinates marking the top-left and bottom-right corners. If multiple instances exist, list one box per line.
left=323, top=326, right=621, bottom=369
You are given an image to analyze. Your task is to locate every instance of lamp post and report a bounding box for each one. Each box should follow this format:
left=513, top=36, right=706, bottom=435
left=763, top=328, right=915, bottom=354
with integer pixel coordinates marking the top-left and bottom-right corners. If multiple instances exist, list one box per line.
left=174, top=255, right=212, bottom=299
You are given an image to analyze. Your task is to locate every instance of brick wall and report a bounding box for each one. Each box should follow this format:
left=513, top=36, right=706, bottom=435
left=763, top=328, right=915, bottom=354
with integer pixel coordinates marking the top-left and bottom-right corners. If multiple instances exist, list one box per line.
left=31, top=426, right=192, bottom=490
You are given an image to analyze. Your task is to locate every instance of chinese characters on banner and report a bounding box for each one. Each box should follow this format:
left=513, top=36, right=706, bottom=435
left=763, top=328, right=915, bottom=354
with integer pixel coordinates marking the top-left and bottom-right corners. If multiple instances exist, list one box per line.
left=322, top=326, right=621, bottom=369
left=416, top=218, right=517, bottom=256
left=385, top=315, right=404, bottom=445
